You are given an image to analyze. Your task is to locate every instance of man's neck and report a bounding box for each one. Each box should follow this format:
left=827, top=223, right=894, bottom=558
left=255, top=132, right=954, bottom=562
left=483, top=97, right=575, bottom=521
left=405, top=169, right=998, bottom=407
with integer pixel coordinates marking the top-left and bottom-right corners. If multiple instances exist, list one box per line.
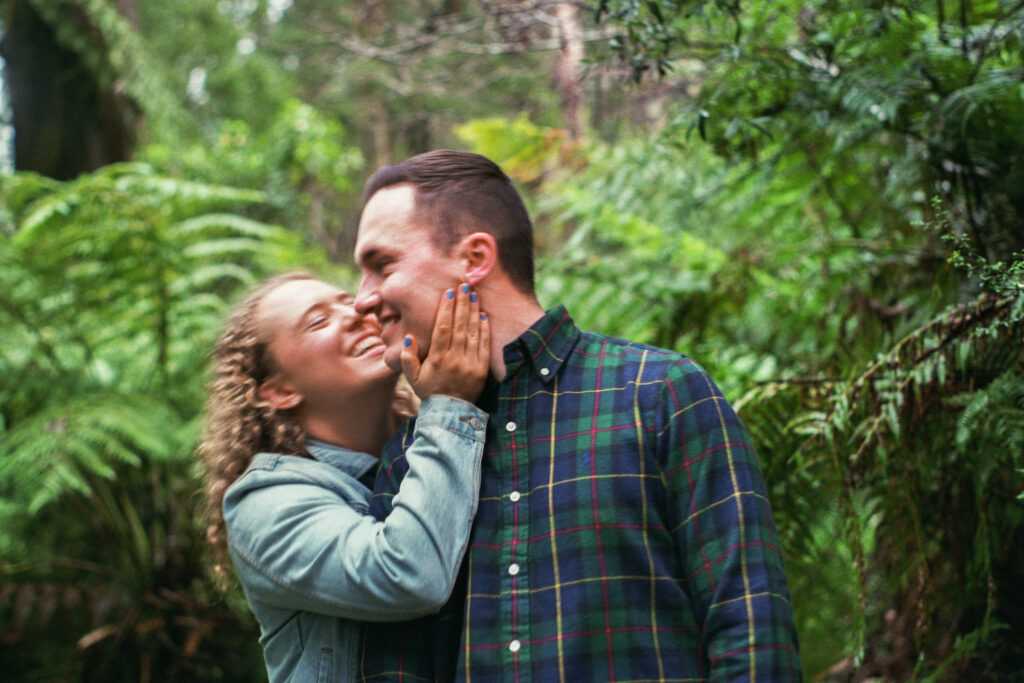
left=481, top=289, right=545, bottom=381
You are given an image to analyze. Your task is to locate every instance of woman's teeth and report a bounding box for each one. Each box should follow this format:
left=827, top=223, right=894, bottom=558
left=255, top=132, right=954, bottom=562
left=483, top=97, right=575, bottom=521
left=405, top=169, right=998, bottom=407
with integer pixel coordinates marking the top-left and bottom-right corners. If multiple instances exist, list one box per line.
left=354, top=337, right=384, bottom=356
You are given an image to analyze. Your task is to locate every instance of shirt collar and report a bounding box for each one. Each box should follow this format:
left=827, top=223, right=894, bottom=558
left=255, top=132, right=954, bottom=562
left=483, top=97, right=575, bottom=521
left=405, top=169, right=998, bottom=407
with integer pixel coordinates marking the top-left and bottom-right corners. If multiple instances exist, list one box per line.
left=501, top=304, right=580, bottom=384
left=305, top=438, right=378, bottom=481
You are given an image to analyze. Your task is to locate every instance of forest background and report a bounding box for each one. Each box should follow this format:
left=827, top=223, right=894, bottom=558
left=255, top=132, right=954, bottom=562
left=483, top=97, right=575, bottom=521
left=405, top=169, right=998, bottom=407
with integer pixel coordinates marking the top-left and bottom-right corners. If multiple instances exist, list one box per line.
left=0, top=0, right=1022, bottom=680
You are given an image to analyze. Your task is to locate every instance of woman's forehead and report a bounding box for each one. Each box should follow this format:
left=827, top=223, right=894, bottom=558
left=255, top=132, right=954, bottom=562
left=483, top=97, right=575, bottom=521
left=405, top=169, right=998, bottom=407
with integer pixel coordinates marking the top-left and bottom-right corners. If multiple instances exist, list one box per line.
left=256, top=279, right=351, bottom=331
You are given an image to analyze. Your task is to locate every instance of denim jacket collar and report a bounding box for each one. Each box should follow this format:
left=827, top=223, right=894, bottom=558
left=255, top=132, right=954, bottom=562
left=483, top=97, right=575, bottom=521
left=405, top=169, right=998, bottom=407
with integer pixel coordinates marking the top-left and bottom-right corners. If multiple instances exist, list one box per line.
left=305, top=438, right=378, bottom=481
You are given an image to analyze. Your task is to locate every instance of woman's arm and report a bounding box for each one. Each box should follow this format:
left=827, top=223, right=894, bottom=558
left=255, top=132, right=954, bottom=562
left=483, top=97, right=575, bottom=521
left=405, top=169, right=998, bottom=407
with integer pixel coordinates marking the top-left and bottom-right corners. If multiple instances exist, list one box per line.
left=224, top=286, right=490, bottom=622
left=224, top=394, right=485, bottom=621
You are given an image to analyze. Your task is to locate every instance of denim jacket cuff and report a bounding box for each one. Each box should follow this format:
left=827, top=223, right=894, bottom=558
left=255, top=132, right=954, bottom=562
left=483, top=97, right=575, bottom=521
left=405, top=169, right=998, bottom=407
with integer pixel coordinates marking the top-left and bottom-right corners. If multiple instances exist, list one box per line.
left=417, top=395, right=488, bottom=441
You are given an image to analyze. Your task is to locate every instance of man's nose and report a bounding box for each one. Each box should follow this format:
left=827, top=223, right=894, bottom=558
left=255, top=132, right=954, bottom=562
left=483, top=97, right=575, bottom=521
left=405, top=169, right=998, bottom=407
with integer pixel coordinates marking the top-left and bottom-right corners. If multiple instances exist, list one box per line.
left=353, top=282, right=380, bottom=315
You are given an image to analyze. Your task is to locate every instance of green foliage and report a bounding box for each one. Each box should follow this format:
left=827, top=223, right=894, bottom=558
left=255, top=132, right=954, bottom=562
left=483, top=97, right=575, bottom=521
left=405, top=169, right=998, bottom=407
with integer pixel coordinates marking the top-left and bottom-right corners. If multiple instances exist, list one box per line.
left=930, top=198, right=1024, bottom=333
left=460, top=112, right=1024, bottom=678
left=143, top=99, right=366, bottom=259
left=137, top=0, right=297, bottom=136
left=579, top=15, right=1024, bottom=673
left=596, top=0, right=744, bottom=79
left=0, top=164, right=322, bottom=679
left=599, top=0, right=1024, bottom=262
left=4, top=0, right=1024, bottom=678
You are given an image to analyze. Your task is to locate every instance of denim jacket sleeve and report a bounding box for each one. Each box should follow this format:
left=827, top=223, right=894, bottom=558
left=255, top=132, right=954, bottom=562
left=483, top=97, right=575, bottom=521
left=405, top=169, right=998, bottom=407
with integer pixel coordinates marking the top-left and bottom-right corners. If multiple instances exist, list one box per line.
left=223, top=395, right=486, bottom=622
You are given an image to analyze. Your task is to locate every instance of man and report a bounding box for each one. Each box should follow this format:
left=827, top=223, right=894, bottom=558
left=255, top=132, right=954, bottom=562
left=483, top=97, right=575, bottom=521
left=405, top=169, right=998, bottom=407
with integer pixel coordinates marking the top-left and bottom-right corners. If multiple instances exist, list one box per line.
left=353, top=150, right=801, bottom=681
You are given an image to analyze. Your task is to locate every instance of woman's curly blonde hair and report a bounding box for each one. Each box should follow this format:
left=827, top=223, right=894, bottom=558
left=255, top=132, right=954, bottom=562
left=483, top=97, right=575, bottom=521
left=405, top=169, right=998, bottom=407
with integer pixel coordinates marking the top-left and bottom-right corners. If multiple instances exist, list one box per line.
left=196, top=272, right=311, bottom=575
left=195, top=272, right=418, bottom=577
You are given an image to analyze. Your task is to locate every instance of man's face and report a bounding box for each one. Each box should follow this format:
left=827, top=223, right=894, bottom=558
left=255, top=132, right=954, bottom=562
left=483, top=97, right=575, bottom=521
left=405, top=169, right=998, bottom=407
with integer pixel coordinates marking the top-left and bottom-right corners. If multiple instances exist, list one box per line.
left=354, top=184, right=462, bottom=371
left=257, top=278, right=397, bottom=411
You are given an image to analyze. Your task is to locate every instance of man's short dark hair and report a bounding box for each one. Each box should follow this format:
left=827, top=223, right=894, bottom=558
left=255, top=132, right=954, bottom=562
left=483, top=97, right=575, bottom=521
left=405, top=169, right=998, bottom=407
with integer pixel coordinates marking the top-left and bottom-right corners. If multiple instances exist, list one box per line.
left=362, top=150, right=535, bottom=294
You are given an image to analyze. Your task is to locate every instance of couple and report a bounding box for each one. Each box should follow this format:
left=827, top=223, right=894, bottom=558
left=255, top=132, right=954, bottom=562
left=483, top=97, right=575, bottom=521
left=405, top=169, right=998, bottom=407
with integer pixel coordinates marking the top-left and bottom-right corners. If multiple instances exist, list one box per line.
left=197, top=150, right=802, bottom=682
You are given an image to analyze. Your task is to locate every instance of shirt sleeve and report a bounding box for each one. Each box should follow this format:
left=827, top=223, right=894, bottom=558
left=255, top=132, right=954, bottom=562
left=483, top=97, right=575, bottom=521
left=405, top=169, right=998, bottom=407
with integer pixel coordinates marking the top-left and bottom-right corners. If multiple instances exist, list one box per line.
left=224, top=395, right=487, bottom=622
left=657, top=359, right=802, bottom=680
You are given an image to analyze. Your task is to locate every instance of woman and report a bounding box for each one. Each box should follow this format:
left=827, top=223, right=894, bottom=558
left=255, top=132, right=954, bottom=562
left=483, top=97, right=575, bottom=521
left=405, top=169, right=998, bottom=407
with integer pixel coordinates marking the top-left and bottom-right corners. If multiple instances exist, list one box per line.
left=195, top=271, right=490, bottom=682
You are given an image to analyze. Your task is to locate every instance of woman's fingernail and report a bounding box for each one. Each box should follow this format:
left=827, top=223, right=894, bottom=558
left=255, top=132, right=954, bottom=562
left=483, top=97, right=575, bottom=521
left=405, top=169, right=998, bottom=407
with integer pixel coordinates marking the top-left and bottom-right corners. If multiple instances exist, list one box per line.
left=461, top=283, right=470, bottom=294
left=404, top=336, right=412, bottom=347
left=470, top=292, right=478, bottom=303
left=480, top=313, right=487, bottom=321
left=446, top=289, right=454, bottom=300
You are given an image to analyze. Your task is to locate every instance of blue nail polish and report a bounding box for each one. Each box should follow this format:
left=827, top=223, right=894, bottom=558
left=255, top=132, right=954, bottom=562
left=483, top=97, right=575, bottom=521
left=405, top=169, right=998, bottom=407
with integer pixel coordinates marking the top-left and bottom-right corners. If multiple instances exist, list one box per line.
left=446, top=289, right=454, bottom=300
left=461, top=284, right=470, bottom=294
left=404, top=336, right=412, bottom=347
left=470, top=292, right=478, bottom=303
left=481, top=313, right=487, bottom=321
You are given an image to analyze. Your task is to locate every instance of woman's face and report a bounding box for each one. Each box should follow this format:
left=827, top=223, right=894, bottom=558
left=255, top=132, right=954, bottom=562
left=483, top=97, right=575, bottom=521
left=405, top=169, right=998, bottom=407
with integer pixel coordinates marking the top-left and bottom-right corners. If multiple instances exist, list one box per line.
left=255, top=278, right=398, bottom=413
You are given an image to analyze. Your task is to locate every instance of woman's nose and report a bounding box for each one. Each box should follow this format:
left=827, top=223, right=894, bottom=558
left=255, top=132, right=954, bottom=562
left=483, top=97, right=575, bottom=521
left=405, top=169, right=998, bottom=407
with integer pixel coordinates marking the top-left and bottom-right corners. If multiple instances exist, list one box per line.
left=335, top=303, right=362, bottom=329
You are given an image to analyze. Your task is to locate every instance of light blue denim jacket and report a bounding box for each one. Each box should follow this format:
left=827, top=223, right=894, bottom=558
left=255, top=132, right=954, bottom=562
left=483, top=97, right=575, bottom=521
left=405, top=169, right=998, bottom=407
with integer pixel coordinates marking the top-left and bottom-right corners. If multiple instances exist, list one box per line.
left=223, top=395, right=487, bottom=682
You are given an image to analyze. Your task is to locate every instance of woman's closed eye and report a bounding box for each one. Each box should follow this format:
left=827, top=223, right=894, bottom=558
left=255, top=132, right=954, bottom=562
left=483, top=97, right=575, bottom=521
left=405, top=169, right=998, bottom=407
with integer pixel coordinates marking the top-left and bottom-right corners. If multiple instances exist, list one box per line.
left=306, top=314, right=328, bottom=330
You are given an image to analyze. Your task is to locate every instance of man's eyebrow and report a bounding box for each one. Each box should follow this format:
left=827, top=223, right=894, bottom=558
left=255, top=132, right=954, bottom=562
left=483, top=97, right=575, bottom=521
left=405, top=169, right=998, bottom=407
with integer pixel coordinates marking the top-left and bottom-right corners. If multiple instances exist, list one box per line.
left=356, top=245, right=386, bottom=267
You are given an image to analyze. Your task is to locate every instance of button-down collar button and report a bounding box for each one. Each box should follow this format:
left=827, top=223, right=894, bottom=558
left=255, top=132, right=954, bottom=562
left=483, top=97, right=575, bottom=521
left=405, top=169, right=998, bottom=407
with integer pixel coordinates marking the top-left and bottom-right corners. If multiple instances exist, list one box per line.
left=505, top=421, right=517, bottom=432
left=539, top=367, right=550, bottom=376
left=509, top=490, right=521, bottom=502
left=509, top=639, right=521, bottom=653
left=508, top=563, right=520, bottom=576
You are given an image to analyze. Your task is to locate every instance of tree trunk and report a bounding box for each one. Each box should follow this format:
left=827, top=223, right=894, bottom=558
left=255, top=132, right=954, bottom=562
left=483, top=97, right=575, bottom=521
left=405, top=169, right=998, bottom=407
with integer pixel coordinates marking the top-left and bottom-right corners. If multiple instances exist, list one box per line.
left=0, top=0, right=139, bottom=179
left=553, top=1, right=585, bottom=138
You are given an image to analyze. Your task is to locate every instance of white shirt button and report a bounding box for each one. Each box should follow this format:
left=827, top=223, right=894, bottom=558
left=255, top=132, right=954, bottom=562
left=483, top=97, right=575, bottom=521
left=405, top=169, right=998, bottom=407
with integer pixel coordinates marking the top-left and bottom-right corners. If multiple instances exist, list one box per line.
left=509, top=490, right=521, bottom=503
left=509, top=639, right=521, bottom=653
left=539, top=367, right=550, bottom=376
left=505, top=421, right=517, bottom=432
left=508, top=563, right=520, bottom=576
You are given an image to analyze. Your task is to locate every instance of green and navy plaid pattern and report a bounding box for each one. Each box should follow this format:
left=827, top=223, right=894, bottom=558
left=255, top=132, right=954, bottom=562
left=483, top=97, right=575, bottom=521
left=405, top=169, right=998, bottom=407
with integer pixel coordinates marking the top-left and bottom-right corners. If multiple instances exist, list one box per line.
left=361, top=306, right=801, bottom=682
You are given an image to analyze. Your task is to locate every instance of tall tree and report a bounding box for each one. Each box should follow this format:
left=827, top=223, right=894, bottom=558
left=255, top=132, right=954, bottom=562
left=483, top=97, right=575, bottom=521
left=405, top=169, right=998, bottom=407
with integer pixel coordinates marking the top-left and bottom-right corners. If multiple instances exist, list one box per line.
left=0, top=0, right=141, bottom=178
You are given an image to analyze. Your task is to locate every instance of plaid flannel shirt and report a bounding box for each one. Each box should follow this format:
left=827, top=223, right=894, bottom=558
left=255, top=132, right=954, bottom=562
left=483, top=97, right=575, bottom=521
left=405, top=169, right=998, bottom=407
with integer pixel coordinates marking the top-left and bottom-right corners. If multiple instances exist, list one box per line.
left=360, top=305, right=800, bottom=682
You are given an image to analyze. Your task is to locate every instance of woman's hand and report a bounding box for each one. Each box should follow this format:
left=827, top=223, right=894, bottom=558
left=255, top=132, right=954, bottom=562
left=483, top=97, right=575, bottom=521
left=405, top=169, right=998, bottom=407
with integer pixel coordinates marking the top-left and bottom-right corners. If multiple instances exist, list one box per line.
left=401, top=285, right=490, bottom=402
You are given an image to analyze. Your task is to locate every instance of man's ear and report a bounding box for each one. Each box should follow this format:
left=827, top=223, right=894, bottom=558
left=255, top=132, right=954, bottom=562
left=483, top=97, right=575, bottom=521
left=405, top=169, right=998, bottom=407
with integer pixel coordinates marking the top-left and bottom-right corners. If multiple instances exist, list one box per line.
left=456, top=232, right=498, bottom=286
left=259, top=376, right=303, bottom=411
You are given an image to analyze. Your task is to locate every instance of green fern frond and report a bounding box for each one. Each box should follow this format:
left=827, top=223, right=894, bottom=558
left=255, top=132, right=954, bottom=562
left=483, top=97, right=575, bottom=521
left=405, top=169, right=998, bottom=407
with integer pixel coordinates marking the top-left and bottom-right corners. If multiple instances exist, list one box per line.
left=167, top=268, right=254, bottom=297
left=116, top=174, right=265, bottom=206
left=811, top=292, right=1017, bottom=467
left=538, top=271, right=664, bottom=344
left=182, top=238, right=268, bottom=259
left=0, top=172, right=62, bottom=235
left=175, top=213, right=275, bottom=238
left=951, top=368, right=1024, bottom=456
left=0, top=393, right=187, bottom=512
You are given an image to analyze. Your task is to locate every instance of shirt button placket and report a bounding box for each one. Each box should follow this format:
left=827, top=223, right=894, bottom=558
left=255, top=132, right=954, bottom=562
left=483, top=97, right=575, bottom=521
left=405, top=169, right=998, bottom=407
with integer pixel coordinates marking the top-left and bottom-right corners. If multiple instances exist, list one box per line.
left=502, top=405, right=528, bottom=672
left=507, top=485, right=523, bottom=657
